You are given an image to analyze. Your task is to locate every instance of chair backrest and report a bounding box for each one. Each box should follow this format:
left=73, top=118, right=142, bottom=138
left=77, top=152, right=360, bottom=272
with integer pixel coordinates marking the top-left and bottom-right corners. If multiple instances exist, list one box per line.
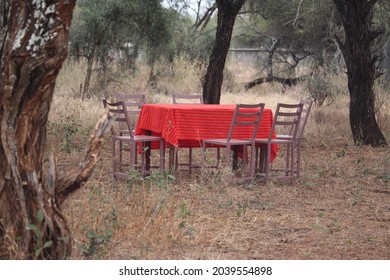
left=270, top=103, right=303, bottom=140
left=115, top=93, right=147, bottom=117
left=102, top=99, right=134, bottom=138
left=227, top=103, right=265, bottom=141
left=297, top=98, right=313, bottom=138
left=172, top=94, right=204, bottom=104
left=285, top=99, right=313, bottom=138
left=114, top=93, right=146, bottom=132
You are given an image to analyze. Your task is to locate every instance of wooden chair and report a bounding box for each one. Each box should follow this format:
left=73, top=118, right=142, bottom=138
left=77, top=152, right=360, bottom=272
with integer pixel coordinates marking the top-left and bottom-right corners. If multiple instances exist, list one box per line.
left=276, top=99, right=313, bottom=177
left=115, top=93, right=147, bottom=165
left=115, top=93, right=147, bottom=119
left=103, top=99, right=164, bottom=178
left=171, top=93, right=204, bottom=174
left=172, top=93, right=204, bottom=104
left=202, top=103, right=265, bottom=183
left=254, top=103, right=303, bottom=183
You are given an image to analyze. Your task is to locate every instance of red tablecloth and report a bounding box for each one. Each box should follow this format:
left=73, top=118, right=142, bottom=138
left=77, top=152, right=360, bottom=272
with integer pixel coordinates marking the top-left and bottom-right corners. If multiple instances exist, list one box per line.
left=135, top=104, right=278, bottom=161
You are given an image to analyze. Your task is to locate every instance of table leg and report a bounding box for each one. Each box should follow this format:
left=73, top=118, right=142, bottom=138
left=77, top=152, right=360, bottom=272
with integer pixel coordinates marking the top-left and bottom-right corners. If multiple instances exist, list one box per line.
left=169, top=146, right=175, bottom=172
left=233, top=146, right=239, bottom=170
left=145, top=130, right=151, bottom=171
left=258, top=144, right=266, bottom=173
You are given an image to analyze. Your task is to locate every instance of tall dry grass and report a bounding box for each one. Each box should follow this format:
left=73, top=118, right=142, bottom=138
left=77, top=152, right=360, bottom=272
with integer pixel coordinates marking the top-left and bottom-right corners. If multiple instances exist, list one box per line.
left=50, top=57, right=390, bottom=259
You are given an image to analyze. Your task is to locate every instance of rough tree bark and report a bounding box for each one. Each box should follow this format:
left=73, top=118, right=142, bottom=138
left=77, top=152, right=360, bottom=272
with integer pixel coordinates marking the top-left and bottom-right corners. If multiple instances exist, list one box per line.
left=0, top=0, right=112, bottom=259
left=193, top=3, right=217, bottom=31
left=202, top=0, right=244, bottom=104
left=266, top=37, right=279, bottom=79
left=82, top=45, right=96, bottom=100
left=333, top=0, right=387, bottom=147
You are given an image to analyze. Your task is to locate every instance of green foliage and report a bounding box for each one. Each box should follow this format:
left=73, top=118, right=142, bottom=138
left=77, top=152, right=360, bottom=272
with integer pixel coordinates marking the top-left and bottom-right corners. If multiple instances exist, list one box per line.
left=125, top=166, right=176, bottom=194
left=177, top=201, right=192, bottom=230
left=70, top=0, right=173, bottom=71
left=69, top=0, right=217, bottom=81
left=145, top=170, right=176, bottom=190
left=306, top=69, right=348, bottom=106
left=79, top=209, right=118, bottom=258
left=178, top=201, right=192, bottom=219
left=26, top=210, right=53, bottom=258
left=307, top=75, right=335, bottom=106
left=48, top=106, right=80, bottom=153
left=61, top=121, right=79, bottom=153
left=237, top=0, right=335, bottom=49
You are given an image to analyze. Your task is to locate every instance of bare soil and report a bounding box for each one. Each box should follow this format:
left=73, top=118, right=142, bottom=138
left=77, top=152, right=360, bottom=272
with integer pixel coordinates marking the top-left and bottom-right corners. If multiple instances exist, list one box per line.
left=61, top=136, right=390, bottom=260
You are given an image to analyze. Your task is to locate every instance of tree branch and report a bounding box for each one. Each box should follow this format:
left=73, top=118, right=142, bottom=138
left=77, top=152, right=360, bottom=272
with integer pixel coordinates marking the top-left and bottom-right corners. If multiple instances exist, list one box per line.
left=193, top=3, right=217, bottom=31
left=293, top=0, right=304, bottom=26
left=56, top=114, right=113, bottom=205
left=245, top=74, right=312, bottom=90
left=333, top=34, right=346, bottom=57
left=368, top=0, right=378, bottom=10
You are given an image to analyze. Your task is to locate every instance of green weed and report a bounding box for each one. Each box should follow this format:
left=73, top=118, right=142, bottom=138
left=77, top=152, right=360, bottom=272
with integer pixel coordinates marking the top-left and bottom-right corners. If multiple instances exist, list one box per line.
left=177, top=201, right=192, bottom=230
left=79, top=209, right=118, bottom=258
left=25, top=210, right=53, bottom=258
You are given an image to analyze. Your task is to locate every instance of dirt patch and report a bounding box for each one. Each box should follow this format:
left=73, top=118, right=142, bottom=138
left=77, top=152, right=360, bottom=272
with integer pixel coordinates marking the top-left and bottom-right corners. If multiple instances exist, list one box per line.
left=61, top=136, right=390, bottom=260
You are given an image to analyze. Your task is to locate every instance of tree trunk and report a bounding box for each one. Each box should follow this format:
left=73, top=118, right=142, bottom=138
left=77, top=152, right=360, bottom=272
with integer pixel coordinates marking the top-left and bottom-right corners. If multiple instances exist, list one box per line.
left=266, top=37, right=279, bottom=78
left=333, top=0, right=387, bottom=147
left=0, top=0, right=112, bottom=259
left=202, top=0, right=244, bottom=104
left=82, top=47, right=96, bottom=100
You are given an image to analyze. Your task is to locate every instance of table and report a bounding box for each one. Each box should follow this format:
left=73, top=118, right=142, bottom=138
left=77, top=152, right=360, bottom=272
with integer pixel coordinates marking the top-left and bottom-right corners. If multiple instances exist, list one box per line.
left=135, top=104, right=278, bottom=169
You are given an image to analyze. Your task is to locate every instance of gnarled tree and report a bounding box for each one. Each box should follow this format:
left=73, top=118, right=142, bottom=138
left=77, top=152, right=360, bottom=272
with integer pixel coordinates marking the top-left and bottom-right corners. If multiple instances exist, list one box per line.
left=202, top=0, right=244, bottom=104
left=0, top=0, right=111, bottom=259
left=333, top=0, right=387, bottom=146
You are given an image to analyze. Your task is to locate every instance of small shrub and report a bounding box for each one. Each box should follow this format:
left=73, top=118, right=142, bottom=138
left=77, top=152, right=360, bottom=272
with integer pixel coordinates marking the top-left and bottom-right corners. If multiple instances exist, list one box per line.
left=177, top=201, right=192, bottom=230
left=25, top=210, right=54, bottom=258
left=307, top=75, right=335, bottom=106
left=78, top=209, right=118, bottom=258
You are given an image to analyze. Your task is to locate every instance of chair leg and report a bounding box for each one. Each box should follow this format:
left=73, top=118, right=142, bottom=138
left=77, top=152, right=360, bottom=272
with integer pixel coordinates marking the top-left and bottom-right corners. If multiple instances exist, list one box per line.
left=141, top=142, right=146, bottom=177
left=188, top=148, right=192, bottom=175
left=174, top=147, right=193, bottom=174
left=130, top=142, right=136, bottom=170
left=216, top=148, right=220, bottom=168
left=209, top=147, right=221, bottom=168
left=112, top=138, right=116, bottom=179
left=119, top=140, right=123, bottom=173
left=254, top=146, right=259, bottom=173
left=285, top=142, right=290, bottom=176
left=134, top=147, right=138, bottom=165
left=296, top=139, right=301, bottom=177
left=241, top=144, right=247, bottom=176
left=290, top=141, right=295, bottom=183
left=225, top=144, right=231, bottom=169
left=265, top=143, right=271, bottom=182
left=259, top=144, right=266, bottom=174
left=159, top=139, right=165, bottom=170
left=202, top=142, right=207, bottom=164
left=249, top=144, right=256, bottom=183
left=174, top=148, right=179, bottom=171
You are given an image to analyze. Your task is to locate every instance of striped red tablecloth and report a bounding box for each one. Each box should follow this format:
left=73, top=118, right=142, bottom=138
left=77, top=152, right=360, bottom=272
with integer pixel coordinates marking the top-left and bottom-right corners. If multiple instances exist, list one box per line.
left=135, top=104, right=278, bottom=161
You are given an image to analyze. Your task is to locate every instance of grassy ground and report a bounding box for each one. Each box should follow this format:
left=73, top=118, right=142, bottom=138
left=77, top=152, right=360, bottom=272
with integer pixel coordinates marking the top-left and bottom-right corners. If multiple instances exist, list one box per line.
left=50, top=59, right=390, bottom=260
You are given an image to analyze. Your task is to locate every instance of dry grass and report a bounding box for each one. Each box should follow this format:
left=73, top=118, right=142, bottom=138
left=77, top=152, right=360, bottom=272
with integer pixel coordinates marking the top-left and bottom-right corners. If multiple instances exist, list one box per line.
left=50, top=58, right=390, bottom=260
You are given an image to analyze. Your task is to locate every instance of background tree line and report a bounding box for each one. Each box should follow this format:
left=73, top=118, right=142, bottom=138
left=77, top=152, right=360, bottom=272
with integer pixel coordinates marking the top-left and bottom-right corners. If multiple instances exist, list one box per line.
left=66, top=0, right=390, bottom=86
left=68, top=0, right=389, bottom=145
